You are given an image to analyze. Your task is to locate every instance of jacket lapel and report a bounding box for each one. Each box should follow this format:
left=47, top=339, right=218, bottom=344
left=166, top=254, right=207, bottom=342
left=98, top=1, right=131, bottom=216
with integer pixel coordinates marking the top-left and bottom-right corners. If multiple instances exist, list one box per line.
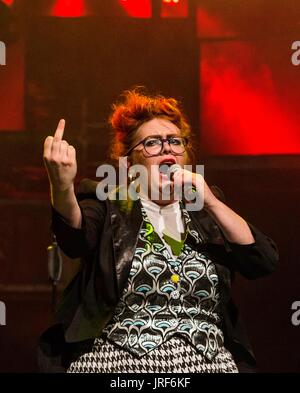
left=109, top=198, right=143, bottom=297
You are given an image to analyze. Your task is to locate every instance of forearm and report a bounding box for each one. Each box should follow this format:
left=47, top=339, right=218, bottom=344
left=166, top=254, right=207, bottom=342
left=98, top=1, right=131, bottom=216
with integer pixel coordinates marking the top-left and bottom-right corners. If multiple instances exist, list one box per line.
left=51, top=184, right=82, bottom=229
left=204, top=198, right=255, bottom=245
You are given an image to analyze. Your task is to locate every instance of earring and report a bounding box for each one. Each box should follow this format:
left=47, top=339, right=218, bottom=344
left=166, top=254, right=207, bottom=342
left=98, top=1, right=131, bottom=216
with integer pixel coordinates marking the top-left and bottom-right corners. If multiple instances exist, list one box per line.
left=128, top=167, right=135, bottom=183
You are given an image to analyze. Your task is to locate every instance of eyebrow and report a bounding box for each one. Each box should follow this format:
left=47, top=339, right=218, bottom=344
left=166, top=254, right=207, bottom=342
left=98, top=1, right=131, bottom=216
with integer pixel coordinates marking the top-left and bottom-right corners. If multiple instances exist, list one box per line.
left=145, top=134, right=181, bottom=139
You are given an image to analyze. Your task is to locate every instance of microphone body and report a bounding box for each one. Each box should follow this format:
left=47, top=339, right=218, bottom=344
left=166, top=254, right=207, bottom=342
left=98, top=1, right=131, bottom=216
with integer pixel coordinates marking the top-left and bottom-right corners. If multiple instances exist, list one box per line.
left=159, top=163, right=182, bottom=179
left=159, top=164, right=198, bottom=204
left=167, top=164, right=182, bottom=180
left=47, top=237, right=62, bottom=285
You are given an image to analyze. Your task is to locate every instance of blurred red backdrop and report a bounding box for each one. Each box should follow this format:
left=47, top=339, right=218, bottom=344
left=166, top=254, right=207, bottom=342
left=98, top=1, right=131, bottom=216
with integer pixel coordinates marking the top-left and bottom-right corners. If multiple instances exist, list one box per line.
left=197, top=3, right=300, bottom=155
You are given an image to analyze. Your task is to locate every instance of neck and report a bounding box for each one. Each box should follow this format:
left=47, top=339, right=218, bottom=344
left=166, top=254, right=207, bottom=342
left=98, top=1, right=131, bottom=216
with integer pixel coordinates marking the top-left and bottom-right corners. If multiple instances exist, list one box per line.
left=152, top=197, right=177, bottom=207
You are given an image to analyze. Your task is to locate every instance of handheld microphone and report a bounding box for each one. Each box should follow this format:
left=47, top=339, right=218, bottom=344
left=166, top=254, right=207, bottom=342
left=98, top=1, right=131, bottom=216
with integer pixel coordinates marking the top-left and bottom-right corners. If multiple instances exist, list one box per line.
left=47, top=235, right=62, bottom=285
left=167, top=164, right=197, bottom=203
left=47, top=235, right=62, bottom=313
left=167, top=164, right=182, bottom=180
left=159, top=164, right=203, bottom=210
left=159, top=163, right=181, bottom=179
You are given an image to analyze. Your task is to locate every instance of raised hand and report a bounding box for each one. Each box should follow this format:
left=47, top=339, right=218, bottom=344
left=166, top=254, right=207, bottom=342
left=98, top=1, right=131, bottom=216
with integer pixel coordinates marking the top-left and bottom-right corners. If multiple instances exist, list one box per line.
left=43, top=119, right=77, bottom=192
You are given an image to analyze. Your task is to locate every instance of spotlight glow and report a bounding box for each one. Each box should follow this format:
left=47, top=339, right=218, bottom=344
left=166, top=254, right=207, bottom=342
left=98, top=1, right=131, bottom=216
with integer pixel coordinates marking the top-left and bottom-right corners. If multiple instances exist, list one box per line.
left=50, top=0, right=88, bottom=18
left=118, top=0, right=151, bottom=18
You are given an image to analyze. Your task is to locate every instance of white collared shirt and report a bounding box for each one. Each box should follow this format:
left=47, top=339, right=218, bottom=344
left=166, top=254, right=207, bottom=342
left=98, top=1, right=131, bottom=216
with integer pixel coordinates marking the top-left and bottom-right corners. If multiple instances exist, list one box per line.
left=140, top=196, right=185, bottom=247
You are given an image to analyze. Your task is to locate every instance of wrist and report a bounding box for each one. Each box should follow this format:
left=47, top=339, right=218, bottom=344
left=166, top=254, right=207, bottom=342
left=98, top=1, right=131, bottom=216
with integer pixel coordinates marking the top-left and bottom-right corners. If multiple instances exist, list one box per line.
left=50, top=183, right=76, bottom=206
left=50, top=182, right=74, bottom=194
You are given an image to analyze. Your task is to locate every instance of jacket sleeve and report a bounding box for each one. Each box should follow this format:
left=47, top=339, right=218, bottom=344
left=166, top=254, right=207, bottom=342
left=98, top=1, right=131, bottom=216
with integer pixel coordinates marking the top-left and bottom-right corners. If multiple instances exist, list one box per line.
left=224, top=222, right=279, bottom=279
left=207, top=185, right=279, bottom=279
left=51, top=198, right=106, bottom=259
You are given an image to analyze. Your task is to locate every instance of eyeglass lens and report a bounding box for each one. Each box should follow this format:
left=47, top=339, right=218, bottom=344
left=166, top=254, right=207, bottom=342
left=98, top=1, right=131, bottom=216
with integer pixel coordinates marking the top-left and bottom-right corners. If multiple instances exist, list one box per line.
left=144, top=137, right=186, bottom=155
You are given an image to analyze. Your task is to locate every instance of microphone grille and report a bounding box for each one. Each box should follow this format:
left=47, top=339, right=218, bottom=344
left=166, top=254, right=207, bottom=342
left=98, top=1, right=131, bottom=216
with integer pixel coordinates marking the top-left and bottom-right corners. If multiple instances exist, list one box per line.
left=167, top=164, right=181, bottom=176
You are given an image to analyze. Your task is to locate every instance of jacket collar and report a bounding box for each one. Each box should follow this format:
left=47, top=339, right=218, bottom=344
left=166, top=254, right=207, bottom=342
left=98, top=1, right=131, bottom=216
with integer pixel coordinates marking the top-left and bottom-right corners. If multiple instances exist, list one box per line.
left=109, top=197, right=143, bottom=297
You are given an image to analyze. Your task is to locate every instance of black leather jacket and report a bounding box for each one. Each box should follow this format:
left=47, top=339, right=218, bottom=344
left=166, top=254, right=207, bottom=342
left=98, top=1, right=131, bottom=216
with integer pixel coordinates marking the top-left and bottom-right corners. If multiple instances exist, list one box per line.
left=38, top=183, right=278, bottom=372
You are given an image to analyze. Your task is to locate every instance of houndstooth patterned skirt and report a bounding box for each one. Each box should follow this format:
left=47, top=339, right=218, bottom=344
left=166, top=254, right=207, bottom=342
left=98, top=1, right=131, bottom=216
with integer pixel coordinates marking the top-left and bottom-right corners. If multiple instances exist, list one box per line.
left=67, top=336, right=239, bottom=373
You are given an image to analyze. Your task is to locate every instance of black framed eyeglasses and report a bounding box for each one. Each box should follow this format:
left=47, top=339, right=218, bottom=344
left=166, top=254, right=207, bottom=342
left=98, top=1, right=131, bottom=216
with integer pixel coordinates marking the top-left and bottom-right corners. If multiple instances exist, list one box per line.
left=126, top=136, right=188, bottom=157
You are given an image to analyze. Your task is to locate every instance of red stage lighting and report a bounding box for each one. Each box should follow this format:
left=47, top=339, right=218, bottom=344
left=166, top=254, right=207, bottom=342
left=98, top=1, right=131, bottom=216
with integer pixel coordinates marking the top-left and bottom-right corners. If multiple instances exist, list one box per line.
left=118, top=0, right=152, bottom=18
left=161, top=0, right=188, bottom=19
left=200, top=41, right=300, bottom=155
left=1, top=0, right=14, bottom=6
left=50, top=0, right=89, bottom=18
left=197, top=7, right=234, bottom=38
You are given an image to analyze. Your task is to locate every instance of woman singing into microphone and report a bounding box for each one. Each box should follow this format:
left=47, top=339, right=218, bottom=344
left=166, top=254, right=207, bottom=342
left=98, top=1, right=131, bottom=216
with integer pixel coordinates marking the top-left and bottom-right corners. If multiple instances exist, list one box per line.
left=40, top=88, right=278, bottom=373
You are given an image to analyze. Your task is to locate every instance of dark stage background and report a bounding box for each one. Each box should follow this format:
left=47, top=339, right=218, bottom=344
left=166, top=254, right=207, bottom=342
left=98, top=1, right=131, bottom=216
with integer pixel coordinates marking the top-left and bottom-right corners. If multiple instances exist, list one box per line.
left=0, top=0, right=299, bottom=372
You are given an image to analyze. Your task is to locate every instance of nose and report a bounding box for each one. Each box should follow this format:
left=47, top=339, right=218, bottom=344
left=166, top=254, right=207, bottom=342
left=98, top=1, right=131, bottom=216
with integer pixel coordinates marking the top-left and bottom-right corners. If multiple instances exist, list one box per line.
left=161, top=138, right=172, bottom=154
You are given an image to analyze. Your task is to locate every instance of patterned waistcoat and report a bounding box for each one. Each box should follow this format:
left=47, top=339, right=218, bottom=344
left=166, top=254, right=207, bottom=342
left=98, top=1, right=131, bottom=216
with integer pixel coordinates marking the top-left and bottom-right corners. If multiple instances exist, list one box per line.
left=103, top=204, right=224, bottom=360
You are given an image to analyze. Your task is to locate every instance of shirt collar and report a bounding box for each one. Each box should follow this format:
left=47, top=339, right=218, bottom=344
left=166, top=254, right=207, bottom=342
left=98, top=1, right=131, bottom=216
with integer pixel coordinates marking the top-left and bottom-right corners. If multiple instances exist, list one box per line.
left=139, top=195, right=180, bottom=215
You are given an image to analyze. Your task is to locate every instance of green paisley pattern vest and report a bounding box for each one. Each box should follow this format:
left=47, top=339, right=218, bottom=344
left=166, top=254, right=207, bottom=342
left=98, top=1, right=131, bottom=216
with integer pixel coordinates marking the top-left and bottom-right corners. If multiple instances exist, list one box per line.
left=103, top=205, right=224, bottom=360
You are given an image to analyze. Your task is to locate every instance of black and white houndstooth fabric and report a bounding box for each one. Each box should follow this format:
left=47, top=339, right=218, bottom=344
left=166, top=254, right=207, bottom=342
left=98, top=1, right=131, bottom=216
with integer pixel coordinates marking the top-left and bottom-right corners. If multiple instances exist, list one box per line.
left=67, top=336, right=239, bottom=373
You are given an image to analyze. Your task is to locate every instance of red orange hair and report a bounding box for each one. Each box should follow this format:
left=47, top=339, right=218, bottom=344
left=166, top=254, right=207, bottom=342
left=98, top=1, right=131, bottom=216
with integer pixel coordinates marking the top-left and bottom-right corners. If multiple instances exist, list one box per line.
left=109, top=88, right=193, bottom=163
